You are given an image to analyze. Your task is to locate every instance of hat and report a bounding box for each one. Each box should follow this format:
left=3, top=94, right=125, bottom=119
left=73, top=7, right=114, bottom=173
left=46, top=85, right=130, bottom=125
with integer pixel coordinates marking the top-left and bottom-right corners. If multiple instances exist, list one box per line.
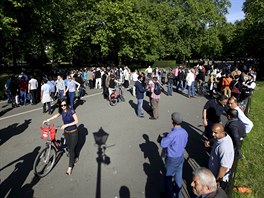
left=171, top=112, right=183, bottom=124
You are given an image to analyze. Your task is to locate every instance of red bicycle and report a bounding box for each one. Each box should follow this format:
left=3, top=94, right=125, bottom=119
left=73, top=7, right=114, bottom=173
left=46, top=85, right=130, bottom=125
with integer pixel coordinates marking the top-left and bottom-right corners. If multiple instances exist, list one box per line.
left=33, top=123, right=66, bottom=177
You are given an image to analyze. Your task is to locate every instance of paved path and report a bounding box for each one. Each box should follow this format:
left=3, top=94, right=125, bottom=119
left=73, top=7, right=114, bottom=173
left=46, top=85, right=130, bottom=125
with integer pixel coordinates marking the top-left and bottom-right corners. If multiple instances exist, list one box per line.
left=0, top=87, right=209, bottom=198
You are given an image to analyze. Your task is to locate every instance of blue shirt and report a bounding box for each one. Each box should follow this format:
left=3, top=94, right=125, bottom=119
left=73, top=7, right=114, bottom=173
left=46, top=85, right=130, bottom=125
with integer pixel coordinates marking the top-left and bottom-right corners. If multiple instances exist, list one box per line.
left=160, top=127, right=188, bottom=158
left=61, top=109, right=77, bottom=131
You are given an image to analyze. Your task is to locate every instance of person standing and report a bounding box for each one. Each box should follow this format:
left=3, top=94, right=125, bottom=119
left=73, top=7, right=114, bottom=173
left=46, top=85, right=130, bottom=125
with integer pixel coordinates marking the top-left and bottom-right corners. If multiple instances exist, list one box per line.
left=203, top=95, right=228, bottom=140
left=191, top=167, right=228, bottom=198
left=160, top=112, right=188, bottom=198
left=167, top=68, right=174, bottom=96
left=134, top=75, right=146, bottom=118
left=149, top=76, right=161, bottom=120
left=205, top=123, right=234, bottom=190
left=228, top=96, right=253, bottom=134
left=186, top=68, right=195, bottom=98
left=28, top=75, right=38, bottom=105
left=41, top=78, right=52, bottom=114
left=225, top=108, right=246, bottom=159
left=95, top=68, right=102, bottom=89
left=43, top=100, right=79, bottom=175
left=65, top=76, right=80, bottom=110
left=19, top=76, right=27, bottom=106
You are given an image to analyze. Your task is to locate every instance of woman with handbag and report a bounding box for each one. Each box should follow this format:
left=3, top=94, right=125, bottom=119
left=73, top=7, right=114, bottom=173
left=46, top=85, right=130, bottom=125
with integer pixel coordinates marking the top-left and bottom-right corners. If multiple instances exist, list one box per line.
left=43, top=99, right=79, bottom=175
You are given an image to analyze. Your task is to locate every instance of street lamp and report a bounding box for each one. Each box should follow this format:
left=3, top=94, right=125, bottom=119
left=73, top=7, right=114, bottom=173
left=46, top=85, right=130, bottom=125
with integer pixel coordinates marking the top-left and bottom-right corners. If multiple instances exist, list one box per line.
left=93, top=127, right=109, bottom=146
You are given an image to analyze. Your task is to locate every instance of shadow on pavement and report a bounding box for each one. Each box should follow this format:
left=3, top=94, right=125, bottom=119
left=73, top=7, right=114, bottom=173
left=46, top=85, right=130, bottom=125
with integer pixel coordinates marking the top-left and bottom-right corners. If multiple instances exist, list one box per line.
left=76, top=124, right=89, bottom=159
left=0, top=119, right=32, bottom=146
left=119, top=185, right=130, bottom=198
left=0, top=107, right=13, bottom=117
left=139, top=134, right=165, bottom=198
left=0, top=146, right=41, bottom=197
left=182, top=121, right=209, bottom=197
left=93, top=127, right=112, bottom=198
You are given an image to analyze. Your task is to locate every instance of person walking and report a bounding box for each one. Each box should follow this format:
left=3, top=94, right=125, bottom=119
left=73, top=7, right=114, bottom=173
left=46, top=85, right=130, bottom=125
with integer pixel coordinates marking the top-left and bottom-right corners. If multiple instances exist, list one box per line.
left=65, top=76, right=80, bottom=110
left=43, top=100, right=79, bottom=175
left=41, top=78, right=53, bottom=114
left=55, top=74, right=66, bottom=101
left=159, top=112, right=188, bottom=198
left=134, top=75, right=146, bottom=118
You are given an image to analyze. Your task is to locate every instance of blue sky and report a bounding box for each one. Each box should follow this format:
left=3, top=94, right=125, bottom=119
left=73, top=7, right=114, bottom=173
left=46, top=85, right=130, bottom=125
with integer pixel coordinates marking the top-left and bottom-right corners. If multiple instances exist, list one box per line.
left=226, top=0, right=245, bottom=23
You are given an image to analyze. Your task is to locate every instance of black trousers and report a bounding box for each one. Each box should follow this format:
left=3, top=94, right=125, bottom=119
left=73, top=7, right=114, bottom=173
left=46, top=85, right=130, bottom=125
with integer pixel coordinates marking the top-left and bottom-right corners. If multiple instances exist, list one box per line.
left=64, top=131, right=78, bottom=168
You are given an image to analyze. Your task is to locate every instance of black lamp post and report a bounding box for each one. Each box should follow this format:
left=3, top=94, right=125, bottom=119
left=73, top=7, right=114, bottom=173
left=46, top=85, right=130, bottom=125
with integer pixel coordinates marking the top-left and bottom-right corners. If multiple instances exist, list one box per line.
left=93, top=127, right=109, bottom=198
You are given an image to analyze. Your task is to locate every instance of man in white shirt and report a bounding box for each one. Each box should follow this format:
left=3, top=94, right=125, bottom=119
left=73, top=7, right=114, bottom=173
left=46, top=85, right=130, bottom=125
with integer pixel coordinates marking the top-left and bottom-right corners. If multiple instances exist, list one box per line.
left=28, top=75, right=38, bottom=104
left=228, top=96, right=253, bottom=133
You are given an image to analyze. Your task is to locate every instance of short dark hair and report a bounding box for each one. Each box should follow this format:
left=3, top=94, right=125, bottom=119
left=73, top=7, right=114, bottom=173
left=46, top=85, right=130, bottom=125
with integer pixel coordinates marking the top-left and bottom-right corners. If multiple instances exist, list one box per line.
left=217, top=94, right=228, bottom=101
left=227, top=108, right=238, bottom=119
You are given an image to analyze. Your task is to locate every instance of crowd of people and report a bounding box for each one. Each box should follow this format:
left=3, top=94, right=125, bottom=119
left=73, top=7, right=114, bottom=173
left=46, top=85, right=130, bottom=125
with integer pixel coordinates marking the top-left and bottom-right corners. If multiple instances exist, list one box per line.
left=3, top=62, right=256, bottom=197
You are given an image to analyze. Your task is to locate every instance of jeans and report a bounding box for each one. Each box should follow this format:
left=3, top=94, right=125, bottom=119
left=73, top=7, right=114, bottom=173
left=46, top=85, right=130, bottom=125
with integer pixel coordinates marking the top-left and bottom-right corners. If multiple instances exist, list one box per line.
left=58, top=90, right=65, bottom=100
left=165, top=155, right=184, bottom=198
left=69, top=91, right=75, bottom=109
left=20, top=90, right=27, bottom=105
left=43, top=102, right=51, bottom=113
left=167, top=82, right=173, bottom=96
left=64, top=131, right=78, bottom=168
left=188, top=82, right=195, bottom=97
left=30, top=89, right=37, bottom=104
left=137, top=99, right=143, bottom=116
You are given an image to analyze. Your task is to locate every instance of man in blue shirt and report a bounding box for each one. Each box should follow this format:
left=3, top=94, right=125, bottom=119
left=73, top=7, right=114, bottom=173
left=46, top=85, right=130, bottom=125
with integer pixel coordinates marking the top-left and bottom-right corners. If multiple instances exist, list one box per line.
left=160, top=112, right=188, bottom=198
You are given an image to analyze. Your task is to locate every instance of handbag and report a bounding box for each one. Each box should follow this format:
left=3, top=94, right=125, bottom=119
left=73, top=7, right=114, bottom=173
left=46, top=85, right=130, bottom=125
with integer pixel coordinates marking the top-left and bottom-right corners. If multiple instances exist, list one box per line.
left=231, top=82, right=240, bottom=94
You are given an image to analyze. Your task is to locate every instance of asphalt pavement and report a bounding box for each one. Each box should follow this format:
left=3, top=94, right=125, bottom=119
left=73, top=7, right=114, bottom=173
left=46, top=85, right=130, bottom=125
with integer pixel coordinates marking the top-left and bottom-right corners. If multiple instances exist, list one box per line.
left=0, top=86, right=209, bottom=198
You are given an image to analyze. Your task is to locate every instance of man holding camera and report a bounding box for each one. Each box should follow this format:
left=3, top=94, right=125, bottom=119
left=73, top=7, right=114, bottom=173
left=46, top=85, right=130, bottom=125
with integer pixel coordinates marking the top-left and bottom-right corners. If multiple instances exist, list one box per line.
left=158, top=112, right=188, bottom=198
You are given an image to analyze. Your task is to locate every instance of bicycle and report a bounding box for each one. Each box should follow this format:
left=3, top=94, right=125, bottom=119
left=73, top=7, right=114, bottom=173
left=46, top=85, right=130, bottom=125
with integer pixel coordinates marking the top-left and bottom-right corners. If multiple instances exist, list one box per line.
left=109, top=82, right=125, bottom=106
left=33, top=123, right=66, bottom=177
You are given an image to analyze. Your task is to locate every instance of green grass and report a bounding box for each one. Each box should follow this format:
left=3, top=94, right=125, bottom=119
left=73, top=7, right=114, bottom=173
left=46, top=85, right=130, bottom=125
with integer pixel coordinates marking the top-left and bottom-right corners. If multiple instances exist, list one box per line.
left=233, top=81, right=264, bottom=198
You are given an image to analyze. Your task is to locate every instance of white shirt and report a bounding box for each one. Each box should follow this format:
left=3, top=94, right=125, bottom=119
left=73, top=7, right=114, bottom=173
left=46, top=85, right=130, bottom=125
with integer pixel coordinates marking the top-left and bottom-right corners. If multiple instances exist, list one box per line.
left=235, top=106, right=253, bottom=133
left=131, top=72, right=138, bottom=82
left=28, top=78, right=38, bottom=90
left=186, top=71, right=195, bottom=86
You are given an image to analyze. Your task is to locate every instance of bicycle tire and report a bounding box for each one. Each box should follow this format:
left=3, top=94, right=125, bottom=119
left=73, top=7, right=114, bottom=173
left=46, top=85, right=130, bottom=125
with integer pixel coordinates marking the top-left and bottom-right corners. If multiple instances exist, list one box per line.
left=33, top=146, right=57, bottom=177
left=120, top=95, right=125, bottom=102
left=110, top=98, right=118, bottom=106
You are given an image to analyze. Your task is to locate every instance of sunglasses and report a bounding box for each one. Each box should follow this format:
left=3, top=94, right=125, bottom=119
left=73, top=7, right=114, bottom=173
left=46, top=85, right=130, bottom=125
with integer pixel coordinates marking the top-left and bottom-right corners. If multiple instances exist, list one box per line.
left=61, top=104, right=67, bottom=107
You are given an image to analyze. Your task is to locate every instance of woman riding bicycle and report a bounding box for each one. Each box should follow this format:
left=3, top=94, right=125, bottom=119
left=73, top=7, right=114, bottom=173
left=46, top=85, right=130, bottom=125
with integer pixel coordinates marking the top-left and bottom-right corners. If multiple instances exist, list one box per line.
left=43, top=99, right=79, bottom=175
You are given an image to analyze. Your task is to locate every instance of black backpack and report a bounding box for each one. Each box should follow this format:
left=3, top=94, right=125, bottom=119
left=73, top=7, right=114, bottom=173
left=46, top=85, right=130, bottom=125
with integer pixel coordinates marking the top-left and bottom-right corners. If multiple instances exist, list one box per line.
left=154, top=82, right=161, bottom=95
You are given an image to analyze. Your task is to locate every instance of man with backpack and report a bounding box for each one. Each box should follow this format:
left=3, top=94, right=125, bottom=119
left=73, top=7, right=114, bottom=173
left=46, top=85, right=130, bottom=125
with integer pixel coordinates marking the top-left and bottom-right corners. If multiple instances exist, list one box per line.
left=148, top=76, right=162, bottom=120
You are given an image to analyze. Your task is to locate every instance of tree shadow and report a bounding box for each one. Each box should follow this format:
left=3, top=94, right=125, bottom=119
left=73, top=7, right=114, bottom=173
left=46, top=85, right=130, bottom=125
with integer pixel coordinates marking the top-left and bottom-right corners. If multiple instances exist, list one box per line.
left=0, top=119, right=32, bottom=146
left=139, top=134, right=165, bottom=198
left=119, top=185, right=130, bottom=198
left=0, top=107, right=13, bottom=117
left=0, top=146, right=41, bottom=197
left=76, top=124, right=89, bottom=159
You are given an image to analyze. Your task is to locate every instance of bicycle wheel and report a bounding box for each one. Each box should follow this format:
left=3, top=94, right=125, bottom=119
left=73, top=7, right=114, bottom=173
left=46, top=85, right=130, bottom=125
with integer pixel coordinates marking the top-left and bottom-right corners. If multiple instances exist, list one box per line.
left=33, top=146, right=57, bottom=177
left=110, top=98, right=118, bottom=106
left=120, top=95, right=125, bottom=102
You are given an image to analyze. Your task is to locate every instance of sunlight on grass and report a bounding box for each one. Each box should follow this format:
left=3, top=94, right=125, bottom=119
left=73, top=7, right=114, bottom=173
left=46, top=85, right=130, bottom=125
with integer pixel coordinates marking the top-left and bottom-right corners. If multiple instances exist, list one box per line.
left=234, top=81, right=264, bottom=198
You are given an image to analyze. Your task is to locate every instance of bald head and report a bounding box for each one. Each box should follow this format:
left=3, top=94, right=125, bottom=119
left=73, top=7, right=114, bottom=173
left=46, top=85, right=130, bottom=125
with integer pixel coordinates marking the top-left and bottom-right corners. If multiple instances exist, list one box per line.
left=212, top=123, right=225, bottom=139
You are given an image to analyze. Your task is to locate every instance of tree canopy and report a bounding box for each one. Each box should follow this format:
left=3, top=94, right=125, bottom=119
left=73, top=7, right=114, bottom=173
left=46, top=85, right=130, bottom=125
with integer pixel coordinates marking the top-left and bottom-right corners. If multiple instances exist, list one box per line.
left=0, top=0, right=262, bottom=67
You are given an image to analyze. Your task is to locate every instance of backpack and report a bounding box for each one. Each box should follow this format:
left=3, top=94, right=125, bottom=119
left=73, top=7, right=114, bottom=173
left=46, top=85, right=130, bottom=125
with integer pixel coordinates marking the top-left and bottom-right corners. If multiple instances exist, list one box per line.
left=153, top=82, right=161, bottom=95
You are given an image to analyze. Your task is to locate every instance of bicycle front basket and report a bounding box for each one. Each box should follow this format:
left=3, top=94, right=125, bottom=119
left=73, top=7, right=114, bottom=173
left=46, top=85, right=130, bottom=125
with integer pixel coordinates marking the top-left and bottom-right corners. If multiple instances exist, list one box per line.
left=40, top=124, right=56, bottom=141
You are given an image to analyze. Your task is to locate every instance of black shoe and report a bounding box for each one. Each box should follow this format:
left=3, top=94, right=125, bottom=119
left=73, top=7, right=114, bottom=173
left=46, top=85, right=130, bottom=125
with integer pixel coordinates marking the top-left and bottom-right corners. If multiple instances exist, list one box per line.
left=138, top=115, right=144, bottom=118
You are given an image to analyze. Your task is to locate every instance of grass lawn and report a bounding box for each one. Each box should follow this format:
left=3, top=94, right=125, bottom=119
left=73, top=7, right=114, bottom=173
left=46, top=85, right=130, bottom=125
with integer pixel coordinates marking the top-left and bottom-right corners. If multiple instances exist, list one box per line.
left=233, top=81, right=264, bottom=198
